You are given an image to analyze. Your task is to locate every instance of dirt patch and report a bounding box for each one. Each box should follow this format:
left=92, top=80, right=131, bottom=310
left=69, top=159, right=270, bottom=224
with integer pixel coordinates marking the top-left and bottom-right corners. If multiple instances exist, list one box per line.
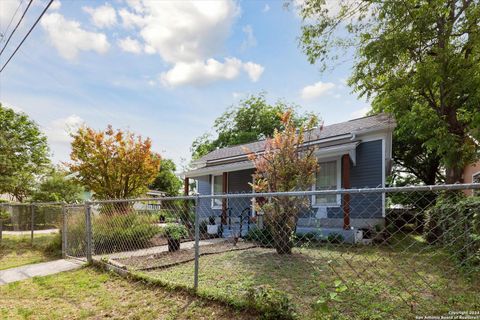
left=114, top=241, right=257, bottom=271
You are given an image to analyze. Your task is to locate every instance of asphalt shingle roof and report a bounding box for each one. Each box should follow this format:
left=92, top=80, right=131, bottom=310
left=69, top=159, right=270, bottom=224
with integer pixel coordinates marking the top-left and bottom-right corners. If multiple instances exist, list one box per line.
left=197, top=113, right=394, bottom=163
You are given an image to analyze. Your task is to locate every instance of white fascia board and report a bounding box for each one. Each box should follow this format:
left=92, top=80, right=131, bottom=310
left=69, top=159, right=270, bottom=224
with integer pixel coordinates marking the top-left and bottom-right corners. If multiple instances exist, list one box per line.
left=185, top=162, right=255, bottom=178
left=314, top=141, right=360, bottom=165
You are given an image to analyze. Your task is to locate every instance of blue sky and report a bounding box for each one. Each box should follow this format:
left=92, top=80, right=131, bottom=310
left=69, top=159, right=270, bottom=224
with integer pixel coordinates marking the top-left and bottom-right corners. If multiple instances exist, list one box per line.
left=0, top=0, right=369, bottom=169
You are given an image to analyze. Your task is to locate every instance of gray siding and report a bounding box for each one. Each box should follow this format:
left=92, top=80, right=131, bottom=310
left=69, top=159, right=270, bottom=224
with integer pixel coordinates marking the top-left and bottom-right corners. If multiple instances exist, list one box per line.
left=228, top=169, right=254, bottom=193
left=348, top=139, right=383, bottom=219
left=326, top=139, right=383, bottom=219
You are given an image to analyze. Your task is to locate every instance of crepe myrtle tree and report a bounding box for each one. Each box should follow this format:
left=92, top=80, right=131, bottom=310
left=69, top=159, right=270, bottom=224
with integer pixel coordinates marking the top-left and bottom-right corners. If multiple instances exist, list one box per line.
left=246, top=111, right=319, bottom=254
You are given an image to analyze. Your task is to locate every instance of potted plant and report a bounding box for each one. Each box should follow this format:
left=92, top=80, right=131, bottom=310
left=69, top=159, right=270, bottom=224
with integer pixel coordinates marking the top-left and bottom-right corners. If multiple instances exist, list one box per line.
left=163, top=223, right=188, bottom=252
left=158, top=213, right=166, bottom=223
left=207, top=216, right=218, bottom=235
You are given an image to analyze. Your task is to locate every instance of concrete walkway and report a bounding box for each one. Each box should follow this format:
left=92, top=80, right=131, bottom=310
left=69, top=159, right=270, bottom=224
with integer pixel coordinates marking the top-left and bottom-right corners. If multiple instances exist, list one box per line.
left=2, top=229, right=59, bottom=236
left=0, top=259, right=84, bottom=285
left=98, top=238, right=226, bottom=260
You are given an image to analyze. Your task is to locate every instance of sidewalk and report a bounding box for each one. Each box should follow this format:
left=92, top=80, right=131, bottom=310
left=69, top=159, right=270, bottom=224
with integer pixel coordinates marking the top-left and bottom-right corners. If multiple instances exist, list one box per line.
left=1, top=229, right=59, bottom=236
left=0, top=259, right=84, bottom=285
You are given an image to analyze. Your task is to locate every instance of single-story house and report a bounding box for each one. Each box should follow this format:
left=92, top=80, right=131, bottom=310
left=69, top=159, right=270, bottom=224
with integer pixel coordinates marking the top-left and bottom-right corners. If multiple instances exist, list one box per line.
left=183, top=113, right=396, bottom=242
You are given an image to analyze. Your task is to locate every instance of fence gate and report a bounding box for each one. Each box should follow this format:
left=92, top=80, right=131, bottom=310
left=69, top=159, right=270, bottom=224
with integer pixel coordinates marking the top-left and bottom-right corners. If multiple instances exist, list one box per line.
left=64, top=204, right=88, bottom=261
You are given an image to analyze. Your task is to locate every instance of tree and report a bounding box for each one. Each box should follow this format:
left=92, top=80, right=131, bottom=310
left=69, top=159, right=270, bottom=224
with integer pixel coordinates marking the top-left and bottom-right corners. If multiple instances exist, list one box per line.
left=149, top=159, right=182, bottom=196
left=68, top=125, right=160, bottom=199
left=299, top=0, right=480, bottom=184
left=191, top=92, right=317, bottom=159
left=0, top=103, right=50, bottom=202
left=31, top=169, right=84, bottom=203
left=247, top=111, right=319, bottom=254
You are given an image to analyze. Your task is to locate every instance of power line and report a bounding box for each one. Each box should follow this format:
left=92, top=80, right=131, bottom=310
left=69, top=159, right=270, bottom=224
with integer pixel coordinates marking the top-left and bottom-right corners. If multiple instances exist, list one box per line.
left=1, top=0, right=25, bottom=43
left=0, top=0, right=54, bottom=73
left=0, top=0, right=33, bottom=57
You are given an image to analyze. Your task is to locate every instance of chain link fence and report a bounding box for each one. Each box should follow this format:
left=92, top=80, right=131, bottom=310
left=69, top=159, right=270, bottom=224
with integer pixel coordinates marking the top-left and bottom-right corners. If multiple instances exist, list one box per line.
left=0, top=202, right=63, bottom=247
left=58, top=184, right=479, bottom=318
left=3, top=184, right=478, bottom=318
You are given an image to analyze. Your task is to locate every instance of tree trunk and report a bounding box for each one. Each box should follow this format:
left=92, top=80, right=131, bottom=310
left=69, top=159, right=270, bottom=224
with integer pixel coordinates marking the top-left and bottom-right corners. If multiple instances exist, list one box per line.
left=445, top=166, right=464, bottom=184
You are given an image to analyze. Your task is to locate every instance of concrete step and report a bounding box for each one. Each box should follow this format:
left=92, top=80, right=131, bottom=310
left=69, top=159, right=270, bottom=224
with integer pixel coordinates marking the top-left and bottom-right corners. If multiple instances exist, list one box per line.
left=221, top=224, right=253, bottom=237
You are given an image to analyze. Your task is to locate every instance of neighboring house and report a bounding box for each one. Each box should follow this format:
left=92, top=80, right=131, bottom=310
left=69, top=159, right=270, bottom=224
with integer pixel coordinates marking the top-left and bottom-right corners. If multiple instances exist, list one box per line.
left=183, top=113, right=396, bottom=242
left=463, top=160, right=480, bottom=196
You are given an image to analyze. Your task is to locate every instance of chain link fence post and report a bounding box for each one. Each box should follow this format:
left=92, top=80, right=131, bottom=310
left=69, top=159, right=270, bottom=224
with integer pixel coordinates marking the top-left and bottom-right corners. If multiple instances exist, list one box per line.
left=30, top=204, right=35, bottom=246
left=62, top=204, right=67, bottom=259
left=85, top=201, right=93, bottom=264
left=194, top=194, right=200, bottom=291
left=0, top=203, right=4, bottom=245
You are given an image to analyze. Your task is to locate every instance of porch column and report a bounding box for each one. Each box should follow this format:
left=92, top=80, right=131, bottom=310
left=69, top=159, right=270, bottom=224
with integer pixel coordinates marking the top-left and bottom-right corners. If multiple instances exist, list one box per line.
left=184, top=177, right=189, bottom=196
left=221, top=172, right=228, bottom=225
left=342, top=154, right=351, bottom=230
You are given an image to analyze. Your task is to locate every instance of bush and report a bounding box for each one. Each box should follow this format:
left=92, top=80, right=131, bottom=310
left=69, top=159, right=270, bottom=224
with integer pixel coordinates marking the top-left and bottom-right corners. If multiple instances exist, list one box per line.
left=162, top=223, right=188, bottom=240
left=424, top=195, right=480, bottom=271
left=93, top=213, right=160, bottom=254
left=151, top=209, right=177, bottom=223
left=42, top=232, right=62, bottom=256
left=244, top=227, right=274, bottom=247
left=327, top=233, right=344, bottom=244
left=244, top=285, right=296, bottom=320
left=294, top=232, right=319, bottom=243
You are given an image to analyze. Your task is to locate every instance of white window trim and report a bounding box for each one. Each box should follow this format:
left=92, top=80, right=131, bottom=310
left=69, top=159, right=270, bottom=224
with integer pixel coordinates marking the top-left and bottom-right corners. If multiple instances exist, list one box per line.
left=312, top=157, right=342, bottom=208
left=473, top=171, right=480, bottom=182
left=211, top=174, right=223, bottom=209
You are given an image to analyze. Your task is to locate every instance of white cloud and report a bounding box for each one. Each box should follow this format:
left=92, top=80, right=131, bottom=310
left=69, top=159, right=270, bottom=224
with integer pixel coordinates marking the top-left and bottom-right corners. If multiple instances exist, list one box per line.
left=41, top=13, right=110, bottom=60
left=45, top=115, right=84, bottom=143
left=243, top=62, right=264, bottom=82
left=301, top=81, right=335, bottom=100
left=161, top=58, right=243, bottom=87
left=160, top=58, right=265, bottom=87
left=350, top=106, right=371, bottom=119
left=118, top=8, right=145, bottom=29
left=117, top=0, right=263, bottom=86
left=263, top=4, right=270, bottom=12
left=241, top=25, right=257, bottom=50
left=0, top=0, right=21, bottom=31
left=50, top=0, right=61, bottom=10
left=133, top=0, right=240, bottom=63
left=83, top=4, right=117, bottom=28
left=118, top=36, right=142, bottom=54
left=232, top=92, right=244, bottom=99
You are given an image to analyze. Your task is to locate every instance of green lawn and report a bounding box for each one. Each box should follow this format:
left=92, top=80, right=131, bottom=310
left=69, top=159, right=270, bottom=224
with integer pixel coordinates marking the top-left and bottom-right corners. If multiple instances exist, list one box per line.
left=138, top=234, right=480, bottom=319
left=0, top=233, right=60, bottom=270
left=0, top=267, right=258, bottom=320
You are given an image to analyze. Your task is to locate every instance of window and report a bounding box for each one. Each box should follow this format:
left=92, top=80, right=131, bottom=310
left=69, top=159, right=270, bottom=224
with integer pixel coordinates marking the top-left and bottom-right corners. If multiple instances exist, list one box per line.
left=314, top=160, right=339, bottom=205
left=211, top=175, right=223, bottom=208
left=474, top=172, right=480, bottom=196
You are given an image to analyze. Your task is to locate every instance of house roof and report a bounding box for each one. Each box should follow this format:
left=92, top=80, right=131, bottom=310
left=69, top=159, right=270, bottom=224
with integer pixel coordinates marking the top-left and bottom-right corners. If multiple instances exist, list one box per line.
left=194, top=113, right=395, bottom=164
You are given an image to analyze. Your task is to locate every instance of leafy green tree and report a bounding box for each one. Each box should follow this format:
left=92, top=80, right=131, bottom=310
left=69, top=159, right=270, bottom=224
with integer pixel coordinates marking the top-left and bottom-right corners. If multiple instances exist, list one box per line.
left=299, top=0, right=480, bottom=183
left=0, top=103, right=50, bottom=201
left=149, top=159, right=182, bottom=196
left=31, top=169, right=84, bottom=203
left=191, top=92, right=317, bottom=159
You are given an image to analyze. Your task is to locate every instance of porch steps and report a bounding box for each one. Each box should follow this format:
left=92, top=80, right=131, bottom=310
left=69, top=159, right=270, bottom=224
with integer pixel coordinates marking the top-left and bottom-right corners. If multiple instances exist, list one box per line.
left=221, top=223, right=254, bottom=238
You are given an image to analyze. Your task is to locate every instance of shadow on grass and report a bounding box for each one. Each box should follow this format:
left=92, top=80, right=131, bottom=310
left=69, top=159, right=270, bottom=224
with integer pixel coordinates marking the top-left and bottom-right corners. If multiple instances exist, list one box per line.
left=139, top=234, right=479, bottom=319
left=0, top=234, right=61, bottom=270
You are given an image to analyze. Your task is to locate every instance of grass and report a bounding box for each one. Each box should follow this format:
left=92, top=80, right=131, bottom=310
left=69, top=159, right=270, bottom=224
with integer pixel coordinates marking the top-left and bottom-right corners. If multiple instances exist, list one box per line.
left=0, top=233, right=61, bottom=270
left=138, top=234, right=480, bottom=319
left=0, top=267, right=258, bottom=320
